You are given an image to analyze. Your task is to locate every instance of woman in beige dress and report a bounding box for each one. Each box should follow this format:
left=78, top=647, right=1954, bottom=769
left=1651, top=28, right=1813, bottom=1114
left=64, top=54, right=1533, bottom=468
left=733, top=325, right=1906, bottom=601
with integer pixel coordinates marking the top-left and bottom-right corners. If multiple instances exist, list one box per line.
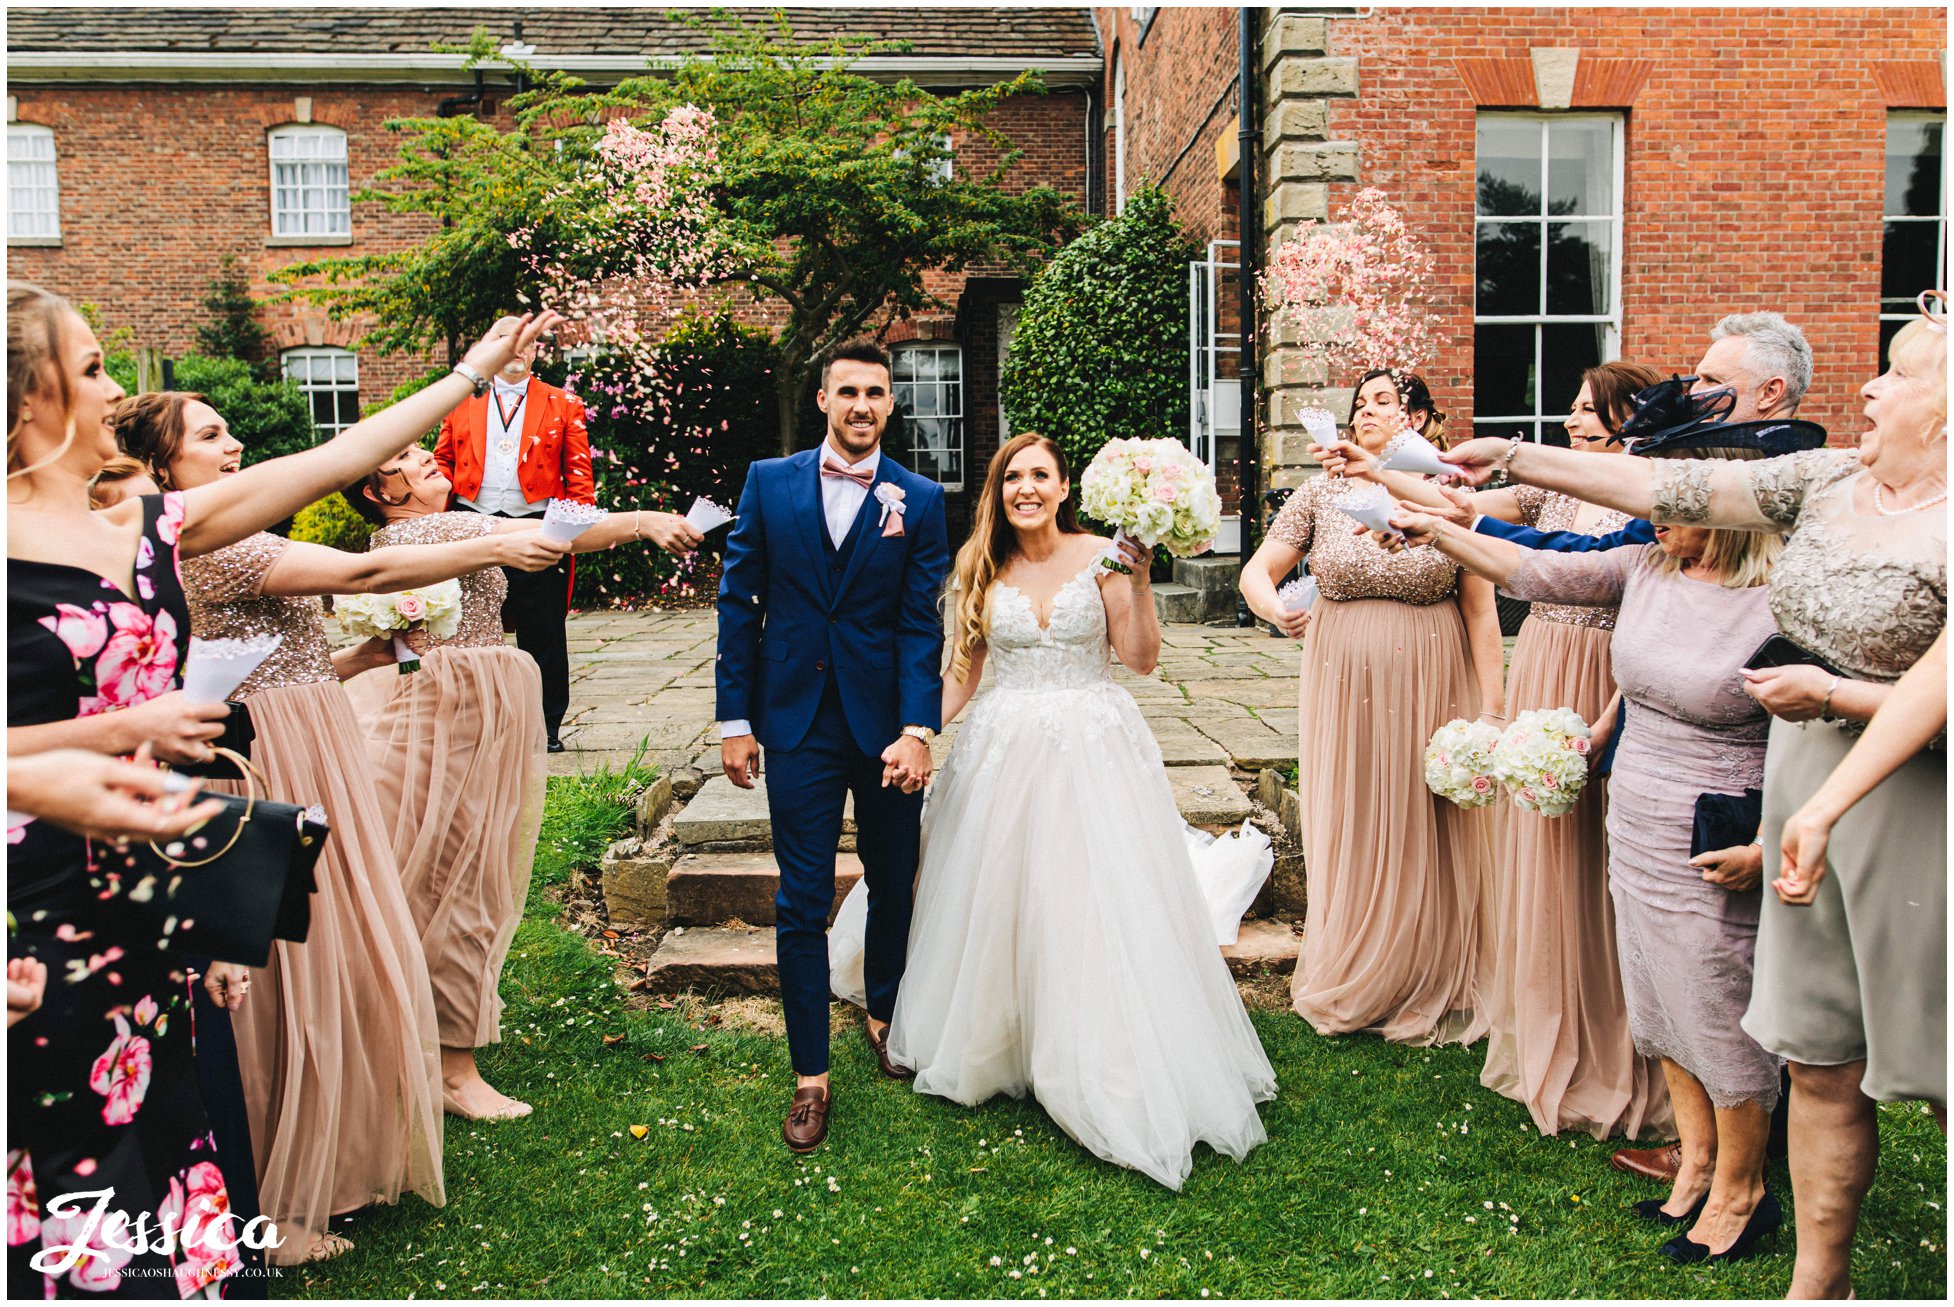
left=117, top=390, right=567, bottom=1264
left=1326, top=361, right=1672, bottom=1139
left=343, top=446, right=700, bottom=1119
left=1239, top=370, right=1505, bottom=1044
left=1440, top=309, right=1944, bottom=1287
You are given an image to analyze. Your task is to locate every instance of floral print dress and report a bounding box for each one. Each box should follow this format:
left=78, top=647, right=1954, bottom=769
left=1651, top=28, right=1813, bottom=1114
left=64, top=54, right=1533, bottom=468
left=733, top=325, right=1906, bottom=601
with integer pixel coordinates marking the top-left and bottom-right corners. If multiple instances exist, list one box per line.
left=7, top=494, right=243, bottom=1299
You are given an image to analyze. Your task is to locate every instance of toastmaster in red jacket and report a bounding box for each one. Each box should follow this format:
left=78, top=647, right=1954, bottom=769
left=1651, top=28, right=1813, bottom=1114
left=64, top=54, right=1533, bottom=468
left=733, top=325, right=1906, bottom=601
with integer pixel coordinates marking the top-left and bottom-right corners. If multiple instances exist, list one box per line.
left=434, top=338, right=592, bottom=751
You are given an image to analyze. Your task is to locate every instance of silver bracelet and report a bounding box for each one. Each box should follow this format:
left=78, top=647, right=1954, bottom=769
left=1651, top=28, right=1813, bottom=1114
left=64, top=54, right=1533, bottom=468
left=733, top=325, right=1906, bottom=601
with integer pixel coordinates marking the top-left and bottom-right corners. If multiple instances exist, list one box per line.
left=451, top=362, right=490, bottom=397
left=1487, top=436, right=1523, bottom=487
left=1820, top=675, right=1842, bottom=721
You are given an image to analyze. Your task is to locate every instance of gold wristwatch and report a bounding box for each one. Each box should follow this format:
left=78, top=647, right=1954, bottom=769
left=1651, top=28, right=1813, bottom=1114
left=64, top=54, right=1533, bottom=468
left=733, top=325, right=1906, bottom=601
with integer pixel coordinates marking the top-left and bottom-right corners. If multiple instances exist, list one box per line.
left=900, top=725, right=936, bottom=745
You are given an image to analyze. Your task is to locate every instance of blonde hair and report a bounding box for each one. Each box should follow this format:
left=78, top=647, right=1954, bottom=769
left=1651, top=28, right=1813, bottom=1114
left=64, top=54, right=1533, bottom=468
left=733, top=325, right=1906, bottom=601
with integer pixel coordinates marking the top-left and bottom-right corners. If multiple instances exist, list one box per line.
left=1888, top=315, right=1947, bottom=430
left=948, top=432, right=1085, bottom=681
left=7, top=280, right=80, bottom=480
left=88, top=455, right=156, bottom=509
left=1644, top=446, right=1783, bottom=588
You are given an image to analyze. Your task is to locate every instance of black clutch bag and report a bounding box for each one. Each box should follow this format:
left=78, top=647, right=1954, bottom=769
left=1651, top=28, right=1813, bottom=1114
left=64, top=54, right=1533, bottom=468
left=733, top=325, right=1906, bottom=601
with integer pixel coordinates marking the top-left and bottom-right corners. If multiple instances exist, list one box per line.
left=1744, top=634, right=1840, bottom=679
left=169, top=701, right=257, bottom=778
left=94, top=748, right=325, bottom=967
left=1690, top=788, right=1764, bottom=859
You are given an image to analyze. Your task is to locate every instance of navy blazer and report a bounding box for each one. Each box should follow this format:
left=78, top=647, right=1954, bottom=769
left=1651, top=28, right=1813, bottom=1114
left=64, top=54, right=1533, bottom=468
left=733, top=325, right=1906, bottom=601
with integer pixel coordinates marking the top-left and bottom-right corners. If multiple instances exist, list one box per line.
left=715, top=448, right=950, bottom=757
left=1474, top=515, right=1656, bottom=552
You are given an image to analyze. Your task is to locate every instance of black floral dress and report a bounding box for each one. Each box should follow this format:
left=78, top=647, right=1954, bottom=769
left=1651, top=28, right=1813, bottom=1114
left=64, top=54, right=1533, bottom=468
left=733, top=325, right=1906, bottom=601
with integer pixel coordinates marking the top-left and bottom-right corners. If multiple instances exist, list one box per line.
left=7, top=494, right=245, bottom=1298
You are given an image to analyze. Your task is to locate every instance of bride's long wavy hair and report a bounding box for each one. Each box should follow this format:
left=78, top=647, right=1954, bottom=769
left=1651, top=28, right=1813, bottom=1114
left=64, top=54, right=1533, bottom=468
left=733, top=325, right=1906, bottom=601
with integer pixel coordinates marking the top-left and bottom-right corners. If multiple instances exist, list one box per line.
left=948, top=432, right=1086, bottom=681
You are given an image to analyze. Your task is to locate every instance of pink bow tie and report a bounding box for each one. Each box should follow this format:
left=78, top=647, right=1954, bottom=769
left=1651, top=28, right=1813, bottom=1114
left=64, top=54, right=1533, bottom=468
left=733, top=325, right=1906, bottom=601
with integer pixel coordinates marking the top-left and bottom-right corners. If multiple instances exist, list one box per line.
left=821, top=461, right=875, bottom=490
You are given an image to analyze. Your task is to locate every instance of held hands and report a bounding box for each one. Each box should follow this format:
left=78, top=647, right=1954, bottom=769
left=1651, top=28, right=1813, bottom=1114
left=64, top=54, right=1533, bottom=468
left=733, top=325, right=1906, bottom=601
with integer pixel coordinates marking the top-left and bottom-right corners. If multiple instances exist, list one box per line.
left=499, top=530, right=572, bottom=573
left=1773, top=803, right=1832, bottom=905
left=1739, top=664, right=1834, bottom=722
left=1691, top=842, right=1764, bottom=893
left=721, top=733, right=761, bottom=790
left=880, top=734, right=933, bottom=794
left=460, top=310, right=568, bottom=383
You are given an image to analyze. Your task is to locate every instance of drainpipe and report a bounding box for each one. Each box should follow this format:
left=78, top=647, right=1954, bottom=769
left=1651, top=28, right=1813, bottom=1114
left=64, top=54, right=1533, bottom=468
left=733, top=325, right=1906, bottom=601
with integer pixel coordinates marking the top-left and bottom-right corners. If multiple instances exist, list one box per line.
left=1233, top=6, right=1262, bottom=625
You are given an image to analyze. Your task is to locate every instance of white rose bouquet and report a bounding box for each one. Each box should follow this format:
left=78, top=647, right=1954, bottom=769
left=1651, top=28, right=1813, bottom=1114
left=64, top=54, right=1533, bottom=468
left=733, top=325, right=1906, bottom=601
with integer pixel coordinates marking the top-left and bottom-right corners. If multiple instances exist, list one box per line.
left=1423, top=718, right=1503, bottom=809
left=334, top=581, right=463, bottom=674
left=1078, top=437, right=1222, bottom=573
left=1491, top=707, right=1593, bottom=817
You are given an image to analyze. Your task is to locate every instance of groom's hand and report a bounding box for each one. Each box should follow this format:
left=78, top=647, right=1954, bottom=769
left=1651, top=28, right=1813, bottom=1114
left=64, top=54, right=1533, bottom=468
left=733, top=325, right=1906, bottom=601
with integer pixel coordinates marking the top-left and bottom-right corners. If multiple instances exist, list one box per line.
left=722, top=734, right=761, bottom=789
left=880, top=735, right=932, bottom=794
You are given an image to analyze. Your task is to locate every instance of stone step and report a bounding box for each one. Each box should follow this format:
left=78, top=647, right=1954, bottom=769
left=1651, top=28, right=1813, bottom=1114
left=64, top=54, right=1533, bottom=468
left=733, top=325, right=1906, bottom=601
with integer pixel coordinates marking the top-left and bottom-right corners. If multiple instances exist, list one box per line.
left=1170, top=763, right=1256, bottom=829
left=1220, top=918, right=1301, bottom=977
left=1152, top=582, right=1207, bottom=625
left=641, top=917, right=1300, bottom=996
left=671, top=774, right=854, bottom=850
left=666, top=851, right=862, bottom=927
left=1171, top=555, right=1240, bottom=595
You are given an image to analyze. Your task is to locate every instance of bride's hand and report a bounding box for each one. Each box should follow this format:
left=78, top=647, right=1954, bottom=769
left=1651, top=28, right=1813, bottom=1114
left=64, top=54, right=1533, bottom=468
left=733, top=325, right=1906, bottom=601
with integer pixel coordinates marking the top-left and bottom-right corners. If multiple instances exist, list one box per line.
left=1113, top=536, right=1149, bottom=582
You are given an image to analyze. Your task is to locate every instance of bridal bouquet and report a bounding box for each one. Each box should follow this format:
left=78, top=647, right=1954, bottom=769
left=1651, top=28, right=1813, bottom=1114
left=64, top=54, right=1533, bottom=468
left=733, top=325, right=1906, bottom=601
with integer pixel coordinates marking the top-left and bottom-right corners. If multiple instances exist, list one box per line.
left=335, top=582, right=463, bottom=675
left=1491, top=707, right=1593, bottom=816
left=1079, top=437, right=1222, bottom=572
left=1424, top=718, right=1503, bottom=809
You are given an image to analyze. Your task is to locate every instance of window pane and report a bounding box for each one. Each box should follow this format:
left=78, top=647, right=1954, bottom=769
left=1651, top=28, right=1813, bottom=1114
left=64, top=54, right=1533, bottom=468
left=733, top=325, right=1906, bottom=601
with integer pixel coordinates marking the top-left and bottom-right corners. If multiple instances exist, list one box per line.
left=310, top=393, right=335, bottom=427
left=1882, top=219, right=1942, bottom=307
left=1474, top=324, right=1536, bottom=419
left=1547, top=119, right=1613, bottom=216
left=1879, top=317, right=1908, bottom=366
left=1887, top=118, right=1944, bottom=217
left=938, top=347, right=961, bottom=382
left=337, top=391, right=361, bottom=426
left=335, top=353, right=357, bottom=383
left=1475, top=119, right=1539, bottom=216
left=1475, top=221, right=1541, bottom=315
left=1546, top=221, right=1612, bottom=315
left=1540, top=323, right=1606, bottom=420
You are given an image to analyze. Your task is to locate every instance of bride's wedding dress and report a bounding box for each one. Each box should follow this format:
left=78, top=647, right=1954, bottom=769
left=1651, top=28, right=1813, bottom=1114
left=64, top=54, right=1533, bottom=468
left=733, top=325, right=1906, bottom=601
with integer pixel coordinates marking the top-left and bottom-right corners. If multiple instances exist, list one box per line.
left=834, top=563, right=1277, bottom=1190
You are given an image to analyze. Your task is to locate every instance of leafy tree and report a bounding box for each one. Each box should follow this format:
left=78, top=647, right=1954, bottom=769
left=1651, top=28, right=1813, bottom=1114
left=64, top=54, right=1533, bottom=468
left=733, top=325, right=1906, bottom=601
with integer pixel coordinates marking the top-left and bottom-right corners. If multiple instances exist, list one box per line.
left=195, top=255, right=272, bottom=367
left=104, top=352, right=316, bottom=465
left=271, top=13, right=1083, bottom=454
left=999, top=184, right=1199, bottom=471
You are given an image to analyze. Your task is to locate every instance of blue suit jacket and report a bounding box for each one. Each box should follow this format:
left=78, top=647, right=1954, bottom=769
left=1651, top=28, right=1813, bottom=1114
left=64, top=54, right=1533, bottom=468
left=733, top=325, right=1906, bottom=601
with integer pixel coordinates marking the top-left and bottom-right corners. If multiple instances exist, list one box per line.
left=1474, top=515, right=1655, bottom=552
left=715, top=448, right=949, bottom=757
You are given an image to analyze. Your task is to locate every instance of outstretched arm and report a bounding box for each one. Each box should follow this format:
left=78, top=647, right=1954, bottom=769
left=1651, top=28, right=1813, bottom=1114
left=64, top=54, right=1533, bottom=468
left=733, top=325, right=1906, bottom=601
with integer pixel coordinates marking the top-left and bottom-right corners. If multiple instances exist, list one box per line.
left=259, top=533, right=568, bottom=597
left=1776, top=631, right=1947, bottom=904
left=1475, top=515, right=1656, bottom=553
left=171, top=311, right=563, bottom=558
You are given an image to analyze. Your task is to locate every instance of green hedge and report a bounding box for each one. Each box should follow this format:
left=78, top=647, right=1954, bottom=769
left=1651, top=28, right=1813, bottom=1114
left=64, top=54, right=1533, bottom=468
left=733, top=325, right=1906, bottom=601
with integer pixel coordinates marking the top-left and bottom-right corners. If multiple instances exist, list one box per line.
left=106, top=353, right=316, bottom=466
left=998, top=184, right=1199, bottom=473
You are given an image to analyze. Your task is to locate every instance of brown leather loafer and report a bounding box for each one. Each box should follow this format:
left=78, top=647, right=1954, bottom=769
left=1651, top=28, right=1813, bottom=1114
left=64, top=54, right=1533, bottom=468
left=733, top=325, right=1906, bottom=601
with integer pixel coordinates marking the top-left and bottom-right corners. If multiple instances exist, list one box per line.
left=1610, top=1142, right=1683, bottom=1182
left=865, top=1022, right=915, bottom=1081
left=782, top=1086, right=831, bottom=1153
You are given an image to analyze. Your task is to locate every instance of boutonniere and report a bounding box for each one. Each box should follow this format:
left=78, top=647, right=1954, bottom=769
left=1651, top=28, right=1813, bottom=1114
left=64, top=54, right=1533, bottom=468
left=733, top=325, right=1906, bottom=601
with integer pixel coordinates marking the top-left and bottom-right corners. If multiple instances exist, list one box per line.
left=873, top=483, right=906, bottom=538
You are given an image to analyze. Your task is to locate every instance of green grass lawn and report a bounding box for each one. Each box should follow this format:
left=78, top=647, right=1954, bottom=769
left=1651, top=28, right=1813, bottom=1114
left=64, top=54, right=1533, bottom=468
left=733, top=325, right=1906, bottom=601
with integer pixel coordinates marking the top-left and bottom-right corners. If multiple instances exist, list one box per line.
left=277, top=773, right=1948, bottom=1300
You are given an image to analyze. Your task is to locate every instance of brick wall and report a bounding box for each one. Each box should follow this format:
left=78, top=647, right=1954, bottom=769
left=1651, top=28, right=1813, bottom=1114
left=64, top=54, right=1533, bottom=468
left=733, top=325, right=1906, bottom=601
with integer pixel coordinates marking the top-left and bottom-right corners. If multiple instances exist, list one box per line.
left=1317, top=5, right=1947, bottom=442
left=1095, top=5, right=1241, bottom=245
left=9, top=80, right=1088, bottom=425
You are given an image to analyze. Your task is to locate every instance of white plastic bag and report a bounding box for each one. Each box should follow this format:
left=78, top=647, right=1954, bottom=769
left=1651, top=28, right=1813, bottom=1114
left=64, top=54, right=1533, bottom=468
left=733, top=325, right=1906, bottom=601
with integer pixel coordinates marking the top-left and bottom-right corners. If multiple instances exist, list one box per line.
left=1183, top=819, right=1274, bottom=945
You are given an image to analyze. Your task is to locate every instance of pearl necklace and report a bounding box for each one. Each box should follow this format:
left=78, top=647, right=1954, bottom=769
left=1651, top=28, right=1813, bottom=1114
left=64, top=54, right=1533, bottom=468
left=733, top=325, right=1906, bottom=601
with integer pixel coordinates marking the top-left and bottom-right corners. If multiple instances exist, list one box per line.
left=1872, top=479, right=1949, bottom=515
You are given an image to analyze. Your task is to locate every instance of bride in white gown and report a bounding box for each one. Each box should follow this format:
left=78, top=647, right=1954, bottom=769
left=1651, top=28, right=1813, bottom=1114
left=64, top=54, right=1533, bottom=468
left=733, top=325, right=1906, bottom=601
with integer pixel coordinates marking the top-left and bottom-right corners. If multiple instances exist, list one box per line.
left=835, top=432, right=1276, bottom=1191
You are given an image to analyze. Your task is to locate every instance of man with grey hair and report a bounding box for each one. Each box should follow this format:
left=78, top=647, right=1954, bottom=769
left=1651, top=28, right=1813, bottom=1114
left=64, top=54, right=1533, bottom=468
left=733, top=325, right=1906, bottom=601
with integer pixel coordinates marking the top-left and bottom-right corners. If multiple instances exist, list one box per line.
left=1690, top=310, right=1815, bottom=420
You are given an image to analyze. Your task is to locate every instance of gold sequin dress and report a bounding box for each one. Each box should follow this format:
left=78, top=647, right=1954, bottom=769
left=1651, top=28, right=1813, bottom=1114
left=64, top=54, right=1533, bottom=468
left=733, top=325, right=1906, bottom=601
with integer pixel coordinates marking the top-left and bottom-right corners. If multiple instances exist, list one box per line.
left=1267, top=476, right=1496, bottom=1045
left=179, top=531, right=445, bottom=1265
left=344, top=512, right=546, bottom=1050
left=1478, top=489, right=1673, bottom=1140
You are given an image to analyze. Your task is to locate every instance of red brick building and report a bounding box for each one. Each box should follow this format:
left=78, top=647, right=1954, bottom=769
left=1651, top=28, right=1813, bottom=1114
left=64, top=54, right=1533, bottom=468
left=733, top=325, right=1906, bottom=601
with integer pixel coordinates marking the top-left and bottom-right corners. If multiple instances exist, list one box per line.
left=10, top=6, right=1946, bottom=559
left=5, top=5, right=1101, bottom=531
left=1099, top=4, right=1946, bottom=515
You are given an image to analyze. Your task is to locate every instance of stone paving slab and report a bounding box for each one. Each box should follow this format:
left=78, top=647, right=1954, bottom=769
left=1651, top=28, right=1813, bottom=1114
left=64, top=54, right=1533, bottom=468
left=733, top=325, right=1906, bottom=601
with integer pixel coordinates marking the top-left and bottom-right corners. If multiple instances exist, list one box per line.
left=1170, top=764, right=1256, bottom=827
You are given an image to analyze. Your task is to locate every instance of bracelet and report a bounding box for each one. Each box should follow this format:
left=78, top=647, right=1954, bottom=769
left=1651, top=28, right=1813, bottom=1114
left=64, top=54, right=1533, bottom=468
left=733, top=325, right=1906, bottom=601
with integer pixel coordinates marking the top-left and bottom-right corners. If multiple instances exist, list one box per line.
left=631, top=511, right=645, bottom=541
left=1487, top=436, right=1524, bottom=487
left=1820, top=675, right=1842, bottom=720
left=451, top=362, right=490, bottom=397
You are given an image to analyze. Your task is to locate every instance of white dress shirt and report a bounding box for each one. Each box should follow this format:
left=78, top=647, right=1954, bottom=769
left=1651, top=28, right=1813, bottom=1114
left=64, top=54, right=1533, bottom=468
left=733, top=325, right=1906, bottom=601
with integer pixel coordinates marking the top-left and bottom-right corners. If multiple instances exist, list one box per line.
left=458, top=378, right=550, bottom=517
left=719, top=445, right=882, bottom=741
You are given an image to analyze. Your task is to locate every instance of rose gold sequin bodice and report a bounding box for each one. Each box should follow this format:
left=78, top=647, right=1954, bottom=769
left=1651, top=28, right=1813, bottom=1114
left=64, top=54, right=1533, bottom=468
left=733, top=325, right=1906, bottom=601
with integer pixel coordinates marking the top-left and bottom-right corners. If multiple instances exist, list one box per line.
left=369, top=512, right=509, bottom=649
left=1511, top=485, right=1631, bottom=631
left=1266, top=474, right=1461, bottom=605
left=179, top=533, right=338, bottom=699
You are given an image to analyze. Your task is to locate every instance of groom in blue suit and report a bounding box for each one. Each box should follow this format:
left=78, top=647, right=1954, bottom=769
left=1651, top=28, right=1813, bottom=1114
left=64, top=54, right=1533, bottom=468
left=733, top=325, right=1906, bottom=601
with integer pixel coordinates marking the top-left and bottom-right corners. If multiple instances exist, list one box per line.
left=715, top=338, right=950, bottom=1152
